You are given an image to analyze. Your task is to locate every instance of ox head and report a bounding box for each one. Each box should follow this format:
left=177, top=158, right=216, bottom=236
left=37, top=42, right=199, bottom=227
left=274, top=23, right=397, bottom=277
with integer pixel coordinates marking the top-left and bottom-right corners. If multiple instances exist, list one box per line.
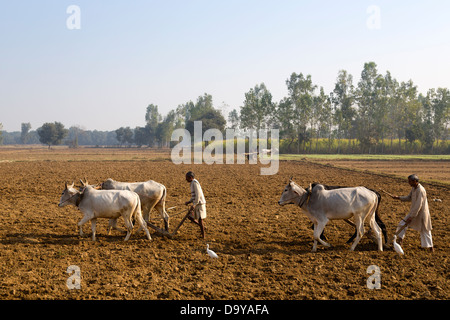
left=58, top=182, right=78, bottom=207
left=79, top=178, right=101, bottom=190
left=278, top=177, right=309, bottom=206
left=101, top=178, right=115, bottom=190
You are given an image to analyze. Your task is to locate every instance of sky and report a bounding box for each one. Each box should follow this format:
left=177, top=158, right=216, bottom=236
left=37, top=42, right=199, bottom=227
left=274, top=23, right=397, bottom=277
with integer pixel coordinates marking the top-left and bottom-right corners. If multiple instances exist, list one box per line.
left=1, top=0, right=450, bottom=132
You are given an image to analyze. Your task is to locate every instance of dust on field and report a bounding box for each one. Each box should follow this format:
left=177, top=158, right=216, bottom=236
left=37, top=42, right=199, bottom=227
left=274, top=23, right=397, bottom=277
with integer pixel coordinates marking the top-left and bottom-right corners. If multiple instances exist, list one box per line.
left=0, top=149, right=448, bottom=300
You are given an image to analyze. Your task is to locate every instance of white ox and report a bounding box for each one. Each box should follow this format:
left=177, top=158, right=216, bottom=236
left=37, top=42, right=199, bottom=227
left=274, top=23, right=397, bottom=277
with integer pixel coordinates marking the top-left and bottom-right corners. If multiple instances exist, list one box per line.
left=58, top=182, right=151, bottom=241
left=278, top=178, right=383, bottom=252
left=101, top=178, right=170, bottom=231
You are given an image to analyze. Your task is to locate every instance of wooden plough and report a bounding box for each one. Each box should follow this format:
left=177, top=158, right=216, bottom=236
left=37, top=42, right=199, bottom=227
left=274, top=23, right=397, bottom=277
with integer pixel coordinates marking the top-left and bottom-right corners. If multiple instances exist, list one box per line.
left=145, top=207, right=193, bottom=239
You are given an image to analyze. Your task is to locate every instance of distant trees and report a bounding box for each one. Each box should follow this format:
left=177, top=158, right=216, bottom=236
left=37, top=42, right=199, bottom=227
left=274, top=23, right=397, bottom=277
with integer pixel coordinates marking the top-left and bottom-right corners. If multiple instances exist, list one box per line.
left=2, top=61, right=448, bottom=154
left=185, top=94, right=226, bottom=136
left=111, top=93, right=227, bottom=148
left=115, top=127, right=134, bottom=146
left=228, top=61, right=449, bottom=154
left=419, top=87, right=450, bottom=152
left=37, top=122, right=68, bottom=148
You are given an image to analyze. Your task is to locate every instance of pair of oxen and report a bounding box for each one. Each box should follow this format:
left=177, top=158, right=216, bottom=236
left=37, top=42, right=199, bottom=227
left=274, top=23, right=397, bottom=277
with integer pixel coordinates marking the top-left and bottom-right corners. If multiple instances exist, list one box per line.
left=59, top=177, right=387, bottom=252
left=58, top=178, right=168, bottom=242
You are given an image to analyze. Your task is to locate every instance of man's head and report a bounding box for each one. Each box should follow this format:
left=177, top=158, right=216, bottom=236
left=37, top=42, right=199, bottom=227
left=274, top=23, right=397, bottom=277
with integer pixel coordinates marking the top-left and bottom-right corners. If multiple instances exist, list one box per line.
left=186, top=171, right=195, bottom=182
left=408, top=174, right=419, bottom=188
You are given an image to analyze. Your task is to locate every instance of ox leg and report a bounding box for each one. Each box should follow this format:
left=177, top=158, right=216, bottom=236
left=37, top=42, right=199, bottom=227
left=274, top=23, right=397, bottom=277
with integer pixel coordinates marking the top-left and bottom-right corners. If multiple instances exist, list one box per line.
left=90, top=219, right=97, bottom=241
left=375, top=214, right=388, bottom=244
left=142, top=201, right=155, bottom=223
left=135, top=205, right=151, bottom=233
left=123, top=218, right=133, bottom=241
left=369, top=213, right=383, bottom=252
left=312, top=220, right=331, bottom=252
left=78, top=214, right=93, bottom=238
left=136, top=213, right=152, bottom=241
left=349, top=217, right=364, bottom=251
left=161, top=209, right=170, bottom=231
left=155, top=202, right=170, bottom=231
left=107, top=219, right=112, bottom=235
left=108, top=218, right=126, bottom=234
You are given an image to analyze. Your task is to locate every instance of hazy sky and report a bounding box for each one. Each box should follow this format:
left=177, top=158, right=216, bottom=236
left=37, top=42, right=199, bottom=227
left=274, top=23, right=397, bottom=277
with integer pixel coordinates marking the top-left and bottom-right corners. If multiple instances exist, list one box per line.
left=1, top=0, right=449, bottom=132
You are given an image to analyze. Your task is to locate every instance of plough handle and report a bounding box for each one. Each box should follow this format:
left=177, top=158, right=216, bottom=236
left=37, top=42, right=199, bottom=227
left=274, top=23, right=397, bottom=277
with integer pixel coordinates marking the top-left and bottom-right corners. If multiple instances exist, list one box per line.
left=170, top=208, right=193, bottom=237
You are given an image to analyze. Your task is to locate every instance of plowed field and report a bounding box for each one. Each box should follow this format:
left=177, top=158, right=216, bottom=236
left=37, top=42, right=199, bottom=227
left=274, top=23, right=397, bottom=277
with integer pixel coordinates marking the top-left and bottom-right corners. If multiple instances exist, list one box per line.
left=0, top=148, right=448, bottom=300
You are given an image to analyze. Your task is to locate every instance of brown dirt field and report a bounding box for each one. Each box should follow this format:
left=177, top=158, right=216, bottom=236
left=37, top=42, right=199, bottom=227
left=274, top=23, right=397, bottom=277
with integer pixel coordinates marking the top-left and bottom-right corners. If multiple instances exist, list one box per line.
left=0, top=148, right=448, bottom=300
left=313, top=159, right=450, bottom=186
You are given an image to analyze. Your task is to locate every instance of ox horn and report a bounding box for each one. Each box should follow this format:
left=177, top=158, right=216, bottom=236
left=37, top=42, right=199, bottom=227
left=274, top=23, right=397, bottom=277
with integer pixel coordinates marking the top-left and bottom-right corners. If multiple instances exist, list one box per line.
left=79, top=179, right=88, bottom=187
left=289, top=175, right=293, bottom=182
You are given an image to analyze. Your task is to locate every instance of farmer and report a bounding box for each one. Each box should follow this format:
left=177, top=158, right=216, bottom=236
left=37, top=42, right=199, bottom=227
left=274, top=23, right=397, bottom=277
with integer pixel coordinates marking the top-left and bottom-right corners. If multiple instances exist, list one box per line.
left=184, top=171, right=207, bottom=238
left=390, top=174, right=434, bottom=252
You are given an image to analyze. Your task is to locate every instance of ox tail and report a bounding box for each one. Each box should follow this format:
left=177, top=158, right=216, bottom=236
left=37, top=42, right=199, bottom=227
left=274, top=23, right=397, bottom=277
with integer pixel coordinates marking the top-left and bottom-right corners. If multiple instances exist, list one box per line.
left=160, top=185, right=167, bottom=210
left=132, top=194, right=152, bottom=240
left=130, top=195, right=142, bottom=228
left=372, top=190, right=388, bottom=244
left=160, top=185, right=169, bottom=231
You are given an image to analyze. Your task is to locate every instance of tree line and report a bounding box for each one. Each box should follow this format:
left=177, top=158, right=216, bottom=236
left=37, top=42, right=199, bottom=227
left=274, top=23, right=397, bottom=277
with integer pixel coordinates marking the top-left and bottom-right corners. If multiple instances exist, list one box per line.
left=233, top=61, right=449, bottom=154
left=1, top=61, right=449, bottom=154
left=0, top=93, right=227, bottom=149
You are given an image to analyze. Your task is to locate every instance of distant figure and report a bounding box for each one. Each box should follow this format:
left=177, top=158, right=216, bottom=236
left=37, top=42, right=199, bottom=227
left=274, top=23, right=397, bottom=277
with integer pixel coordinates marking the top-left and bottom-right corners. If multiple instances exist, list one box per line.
left=184, top=171, right=207, bottom=238
left=390, top=174, right=434, bottom=252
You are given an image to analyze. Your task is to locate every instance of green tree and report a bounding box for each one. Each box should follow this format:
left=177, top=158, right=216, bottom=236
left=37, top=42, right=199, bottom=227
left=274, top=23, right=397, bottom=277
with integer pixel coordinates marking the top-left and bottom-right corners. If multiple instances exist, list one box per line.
left=373, top=71, right=393, bottom=151
left=156, top=110, right=183, bottom=147
left=286, top=73, right=316, bottom=153
left=115, top=127, right=133, bottom=146
left=395, top=80, right=422, bottom=152
left=355, top=62, right=386, bottom=152
left=37, top=122, right=68, bottom=148
left=190, top=93, right=214, bottom=121
left=240, top=83, right=275, bottom=130
left=134, top=126, right=148, bottom=147
left=385, top=74, right=401, bottom=150
left=185, top=109, right=226, bottom=136
left=67, top=126, right=83, bottom=148
left=179, top=94, right=227, bottom=136
left=145, top=104, right=162, bottom=146
left=20, top=123, right=32, bottom=144
left=227, top=109, right=240, bottom=129
left=176, top=101, right=195, bottom=126
left=418, top=88, right=450, bottom=152
left=145, top=104, right=162, bottom=127
left=331, top=70, right=355, bottom=152
left=276, top=97, right=297, bottom=152
left=429, top=88, right=450, bottom=142
left=317, top=89, right=334, bottom=152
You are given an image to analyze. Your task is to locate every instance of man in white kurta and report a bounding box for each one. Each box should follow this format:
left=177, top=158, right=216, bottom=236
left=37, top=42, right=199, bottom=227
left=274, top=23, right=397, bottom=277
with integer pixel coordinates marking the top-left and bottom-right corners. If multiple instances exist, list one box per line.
left=392, top=174, right=433, bottom=251
left=184, top=171, right=207, bottom=238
